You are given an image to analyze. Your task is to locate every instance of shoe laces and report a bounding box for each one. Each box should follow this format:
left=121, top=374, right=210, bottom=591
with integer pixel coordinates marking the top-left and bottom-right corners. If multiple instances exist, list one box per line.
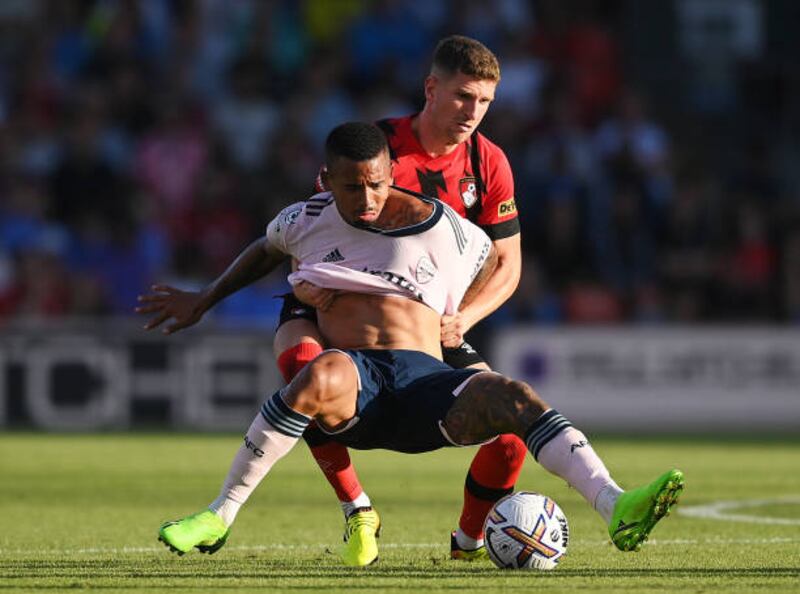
left=345, top=507, right=378, bottom=540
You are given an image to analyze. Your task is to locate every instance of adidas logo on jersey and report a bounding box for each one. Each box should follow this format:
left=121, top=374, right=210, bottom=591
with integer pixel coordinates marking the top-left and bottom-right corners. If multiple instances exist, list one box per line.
left=322, top=248, right=345, bottom=263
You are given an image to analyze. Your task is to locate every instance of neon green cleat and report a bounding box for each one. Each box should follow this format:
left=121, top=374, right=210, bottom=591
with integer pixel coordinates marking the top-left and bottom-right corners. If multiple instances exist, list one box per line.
left=450, top=531, right=489, bottom=561
left=341, top=506, right=381, bottom=566
left=158, top=510, right=230, bottom=555
left=610, top=469, right=685, bottom=552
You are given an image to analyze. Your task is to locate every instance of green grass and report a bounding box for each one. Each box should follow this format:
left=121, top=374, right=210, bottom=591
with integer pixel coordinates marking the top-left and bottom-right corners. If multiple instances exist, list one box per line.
left=1, top=433, right=799, bottom=593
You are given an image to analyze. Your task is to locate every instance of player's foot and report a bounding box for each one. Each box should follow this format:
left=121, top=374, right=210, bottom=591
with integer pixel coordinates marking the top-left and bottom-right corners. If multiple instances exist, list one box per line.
left=609, top=469, right=684, bottom=552
left=158, top=510, right=230, bottom=555
left=341, top=506, right=381, bottom=566
left=449, top=531, right=489, bottom=561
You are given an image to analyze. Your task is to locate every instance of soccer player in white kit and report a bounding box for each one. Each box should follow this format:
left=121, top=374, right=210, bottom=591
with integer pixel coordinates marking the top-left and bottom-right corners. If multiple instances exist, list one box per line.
left=137, top=122, right=683, bottom=563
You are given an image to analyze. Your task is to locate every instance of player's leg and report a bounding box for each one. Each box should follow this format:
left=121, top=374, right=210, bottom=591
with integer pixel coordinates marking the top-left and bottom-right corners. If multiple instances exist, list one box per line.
left=159, top=351, right=358, bottom=555
left=274, top=297, right=377, bottom=566
left=304, top=424, right=381, bottom=566
left=277, top=349, right=381, bottom=566
left=443, top=343, right=527, bottom=560
left=274, top=328, right=324, bottom=384
left=274, top=297, right=373, bottom=519
left=452, top=433, right=527, bottom=559
left=442, top=373, right=684, bottom=552
left=273, top=294, right=326, bottom=382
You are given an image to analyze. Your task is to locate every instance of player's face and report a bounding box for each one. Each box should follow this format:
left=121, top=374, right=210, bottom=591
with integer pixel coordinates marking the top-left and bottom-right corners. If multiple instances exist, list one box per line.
left=425, top=71, right=497, bottom=145
left=325, top=151, right=393, bottom=225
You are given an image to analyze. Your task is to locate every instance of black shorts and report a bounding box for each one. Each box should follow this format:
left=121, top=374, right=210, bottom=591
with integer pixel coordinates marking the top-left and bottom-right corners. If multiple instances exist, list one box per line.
left=277, top=294, right=486, bottom=369
left=277, top=292, right=318, bottom=327
left=442, top=341, right=485, bottom=368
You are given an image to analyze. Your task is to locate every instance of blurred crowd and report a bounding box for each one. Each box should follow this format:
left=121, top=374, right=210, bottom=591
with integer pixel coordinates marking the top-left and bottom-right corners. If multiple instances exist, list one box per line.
left=1, top=0, right=798, bottom=328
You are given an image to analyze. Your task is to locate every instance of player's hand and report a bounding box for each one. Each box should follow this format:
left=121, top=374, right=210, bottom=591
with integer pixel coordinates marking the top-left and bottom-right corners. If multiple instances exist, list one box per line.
left=293, top=280, right=338, bottom=312
left=134, top=284, right=207, bottom=334
left=440, top=313, right=472, bottom=348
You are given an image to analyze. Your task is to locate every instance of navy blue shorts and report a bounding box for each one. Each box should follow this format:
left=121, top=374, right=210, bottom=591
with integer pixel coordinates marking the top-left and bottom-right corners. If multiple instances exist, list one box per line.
left=319, top=349, right=483, bottom=454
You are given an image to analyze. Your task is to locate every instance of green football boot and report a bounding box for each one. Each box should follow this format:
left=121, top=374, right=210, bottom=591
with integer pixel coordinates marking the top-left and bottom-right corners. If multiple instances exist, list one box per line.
left=609, top=469, right=685, bottom=551
left=158, top=510, right=230, bottom=555
left=450, top=531, right=490, bottom=561
left=341, top=506, right=381, bottom=566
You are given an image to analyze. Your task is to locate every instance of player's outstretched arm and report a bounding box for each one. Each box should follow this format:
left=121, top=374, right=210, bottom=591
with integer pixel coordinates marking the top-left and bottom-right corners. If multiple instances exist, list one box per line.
left=137, top=283, right=218, bottom=334
left=135, top=238, right=286, bottom=334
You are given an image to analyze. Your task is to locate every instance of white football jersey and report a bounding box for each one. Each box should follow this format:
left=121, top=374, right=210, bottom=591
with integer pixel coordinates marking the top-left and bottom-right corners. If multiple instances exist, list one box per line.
left=266, top=191, right=492, bottom=315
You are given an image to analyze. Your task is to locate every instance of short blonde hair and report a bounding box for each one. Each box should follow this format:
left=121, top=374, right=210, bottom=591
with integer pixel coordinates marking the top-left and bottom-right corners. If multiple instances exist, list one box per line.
left=431, top=35, right=500, bottom=82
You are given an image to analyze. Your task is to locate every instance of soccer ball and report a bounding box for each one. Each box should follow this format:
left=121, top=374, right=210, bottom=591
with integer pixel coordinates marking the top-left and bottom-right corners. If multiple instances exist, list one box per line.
left=483, top=491, right=569, bottom=570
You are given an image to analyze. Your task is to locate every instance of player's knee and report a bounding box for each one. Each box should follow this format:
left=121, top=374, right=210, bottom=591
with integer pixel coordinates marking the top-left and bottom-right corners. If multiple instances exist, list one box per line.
left=286, top=351, right=355, bottom=416
left=480, top=374, right=546, bottom=414
left=444, top=374, right=544, bottom=443
left=482, top=375, right=550, bottom=432
left=507, top=378, right=548, bottom=415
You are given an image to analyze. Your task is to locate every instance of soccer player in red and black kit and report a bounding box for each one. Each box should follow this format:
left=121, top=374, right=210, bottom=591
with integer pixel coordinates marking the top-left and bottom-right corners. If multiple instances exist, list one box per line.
left=274, top=35, right=526, bottom=565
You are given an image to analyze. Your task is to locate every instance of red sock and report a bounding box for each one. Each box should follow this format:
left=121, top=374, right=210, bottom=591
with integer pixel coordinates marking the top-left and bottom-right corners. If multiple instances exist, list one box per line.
left=277, top=342, right=323, bottom=383
left=277, top=343, right=364, bottom=503
left=308, top=440, right=364, bottom=502
left=459, top=434, right=528, bottom=539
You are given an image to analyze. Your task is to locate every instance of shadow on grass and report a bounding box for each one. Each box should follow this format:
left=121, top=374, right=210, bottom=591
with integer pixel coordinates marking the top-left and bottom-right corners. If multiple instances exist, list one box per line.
left=2, top=558, right=799, bottom=584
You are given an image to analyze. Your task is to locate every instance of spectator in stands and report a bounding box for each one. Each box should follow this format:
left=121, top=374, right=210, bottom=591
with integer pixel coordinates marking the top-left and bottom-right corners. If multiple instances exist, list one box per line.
left=211, top=51, right=280, bottom=171
left=659, top=171, right=719, bottom=321
left=593, top=88, right=672, bottom=219
left=135, top=96, right=208, bottom=238
left=719, top=199, right=778, bottom=320
left=592, top=179, right=659, bottom=313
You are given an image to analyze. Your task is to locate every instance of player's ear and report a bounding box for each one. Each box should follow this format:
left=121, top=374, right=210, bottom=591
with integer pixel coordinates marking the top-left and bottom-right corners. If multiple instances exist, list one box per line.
left=320, top=165, right=330, bottom=189
left=424, top=74, right=437, bottom=102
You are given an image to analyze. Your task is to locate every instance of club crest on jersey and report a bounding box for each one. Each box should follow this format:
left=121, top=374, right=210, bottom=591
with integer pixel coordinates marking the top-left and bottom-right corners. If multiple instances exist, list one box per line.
left=283, top=208, right=301, bottom=226
left=459, top=177, right=478, bottom=209
left=415, top=256, right=437, bottom=284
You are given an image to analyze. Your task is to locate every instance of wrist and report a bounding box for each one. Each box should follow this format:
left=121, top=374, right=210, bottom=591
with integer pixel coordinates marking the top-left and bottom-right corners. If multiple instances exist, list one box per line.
left=458, top=308, right=478, bottom=332
left=196, top=286, right=218, bottom=315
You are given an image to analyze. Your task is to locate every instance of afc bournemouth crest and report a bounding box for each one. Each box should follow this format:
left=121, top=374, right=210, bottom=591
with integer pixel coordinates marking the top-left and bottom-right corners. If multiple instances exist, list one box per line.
left=459, top=177, right=478, bottom=209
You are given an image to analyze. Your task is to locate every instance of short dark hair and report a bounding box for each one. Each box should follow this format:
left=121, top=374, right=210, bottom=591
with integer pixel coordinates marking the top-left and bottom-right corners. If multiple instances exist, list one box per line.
left=325, top=122, right=388, bottom=166
left=431, top=35, right=500, bottom=81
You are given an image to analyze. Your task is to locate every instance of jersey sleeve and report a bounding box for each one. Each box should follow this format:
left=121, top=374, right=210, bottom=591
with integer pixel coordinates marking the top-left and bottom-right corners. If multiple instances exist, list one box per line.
left=265, top=202, right=304, bottom=254
left=439, top=205, right=494, bottom=314
left=477, top=140, right=520, bottom=240
left=463, top=219, right=493, bottom=284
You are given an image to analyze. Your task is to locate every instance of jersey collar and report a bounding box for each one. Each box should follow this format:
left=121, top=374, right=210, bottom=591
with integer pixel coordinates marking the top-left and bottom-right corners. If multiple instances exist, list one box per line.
left=341, top=187, right=444, bottom=237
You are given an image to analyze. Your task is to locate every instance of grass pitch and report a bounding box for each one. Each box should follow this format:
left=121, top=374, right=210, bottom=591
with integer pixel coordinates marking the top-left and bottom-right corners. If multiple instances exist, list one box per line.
left=1, top=433, right=799, bottom=593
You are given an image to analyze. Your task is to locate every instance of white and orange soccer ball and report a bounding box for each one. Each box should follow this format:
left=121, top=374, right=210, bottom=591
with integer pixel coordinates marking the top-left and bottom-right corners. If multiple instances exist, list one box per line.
left=483, top=491, right=569, bottom=570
